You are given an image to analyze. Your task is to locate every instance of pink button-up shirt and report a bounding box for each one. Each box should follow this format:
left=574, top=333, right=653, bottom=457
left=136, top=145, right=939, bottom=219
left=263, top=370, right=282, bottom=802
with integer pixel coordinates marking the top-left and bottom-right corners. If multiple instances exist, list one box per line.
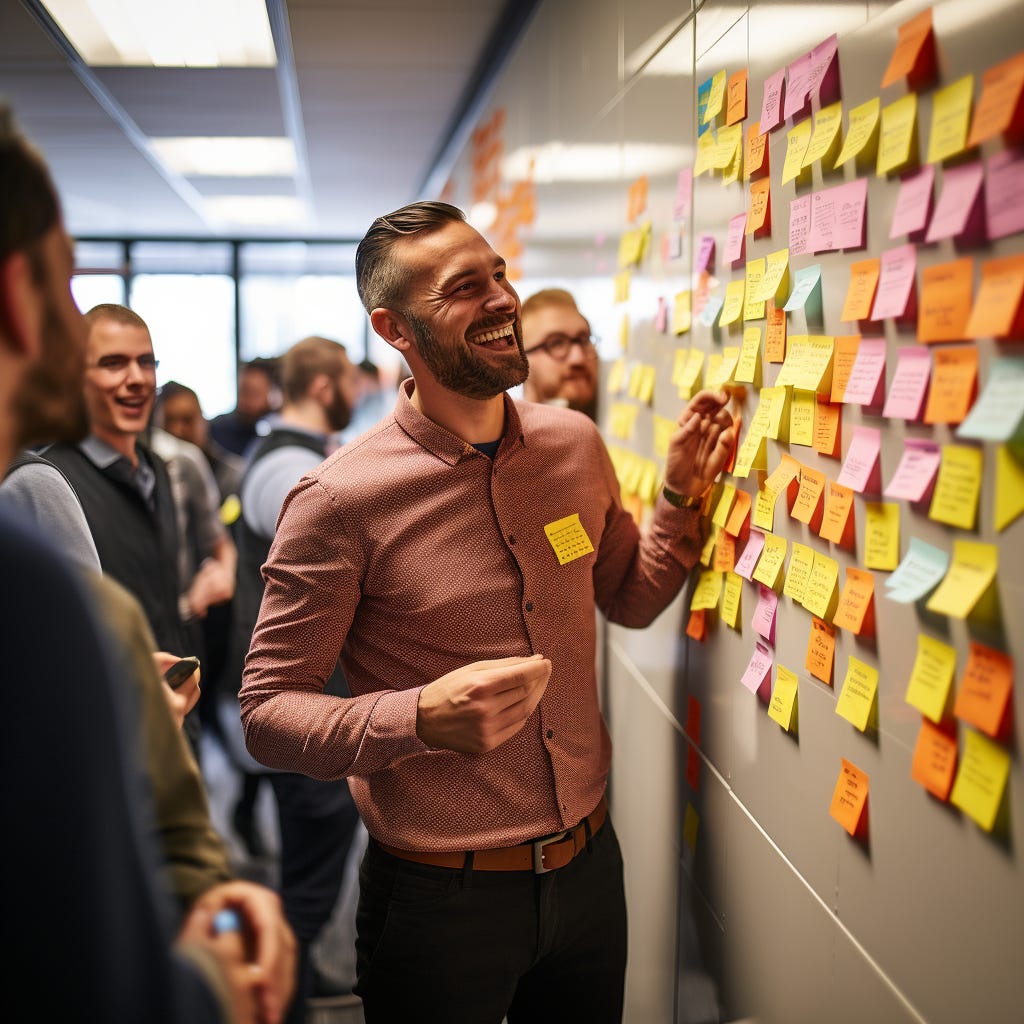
left=240, top=381, right=702, bottom=852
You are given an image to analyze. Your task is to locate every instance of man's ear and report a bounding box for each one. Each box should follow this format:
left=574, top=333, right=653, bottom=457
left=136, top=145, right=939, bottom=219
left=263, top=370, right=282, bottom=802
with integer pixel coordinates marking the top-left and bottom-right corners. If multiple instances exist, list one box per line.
left=0, top=251, right=43, bottom=358
left=370, top=307, right=413, bottom=354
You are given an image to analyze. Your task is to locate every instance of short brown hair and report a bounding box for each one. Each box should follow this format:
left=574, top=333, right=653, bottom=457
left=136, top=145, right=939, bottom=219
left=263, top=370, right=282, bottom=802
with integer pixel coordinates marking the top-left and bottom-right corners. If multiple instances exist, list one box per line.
left=84, top=303, right=150, bottom=333
left=281, top=336, right=348, bottom=403
left=521, top=288, right=581, bottom=319
left=355, top=201, right=466, bottom=314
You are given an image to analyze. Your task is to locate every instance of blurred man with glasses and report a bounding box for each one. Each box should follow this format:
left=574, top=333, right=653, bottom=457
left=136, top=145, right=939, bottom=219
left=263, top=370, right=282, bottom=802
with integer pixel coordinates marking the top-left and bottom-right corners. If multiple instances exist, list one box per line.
left=522, top=288, right=599, bottom=421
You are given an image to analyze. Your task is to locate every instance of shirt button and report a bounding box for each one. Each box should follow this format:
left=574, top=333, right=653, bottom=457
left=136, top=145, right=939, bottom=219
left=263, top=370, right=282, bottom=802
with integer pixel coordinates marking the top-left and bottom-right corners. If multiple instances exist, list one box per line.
left=525, top=601, right=534, bottom=612
left=546, top=729, right=553, bottom=739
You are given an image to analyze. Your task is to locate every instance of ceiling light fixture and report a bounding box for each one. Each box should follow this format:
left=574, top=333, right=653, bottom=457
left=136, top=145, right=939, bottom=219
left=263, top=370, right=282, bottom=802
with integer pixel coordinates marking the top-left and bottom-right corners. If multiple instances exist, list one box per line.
left=41, top=0, right=277, bottom=67
left=204, top=195, right=307, bottom=226
left=150, top=137, right=297, bottom=177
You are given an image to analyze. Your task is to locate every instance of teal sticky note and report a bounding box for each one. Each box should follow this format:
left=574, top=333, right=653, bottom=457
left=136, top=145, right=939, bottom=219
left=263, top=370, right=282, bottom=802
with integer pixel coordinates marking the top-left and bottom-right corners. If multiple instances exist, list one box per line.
left=699, top=293, right=725, bottom=327
left=956, top=357, right=1024, bottom=443
left=884, top=537, right=950, bottom=604
left=783, top=264, right=823, bottom=324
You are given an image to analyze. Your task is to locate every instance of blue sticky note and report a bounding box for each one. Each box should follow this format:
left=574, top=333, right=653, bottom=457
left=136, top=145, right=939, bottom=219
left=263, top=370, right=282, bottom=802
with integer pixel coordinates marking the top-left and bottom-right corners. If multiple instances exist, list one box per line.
left=884, top=537, right=950, bottom=603
left=783, top=264, right=823, bottom=319
left=699, top=293, right=725, bottom=327
left=956, top=357, right=1024, bottom=443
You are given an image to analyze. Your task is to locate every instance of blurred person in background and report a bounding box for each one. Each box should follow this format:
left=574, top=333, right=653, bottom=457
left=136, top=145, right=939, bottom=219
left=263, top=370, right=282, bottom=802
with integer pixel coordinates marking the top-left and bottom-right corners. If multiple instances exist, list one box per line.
left=210, top=357, right=281, bottom=457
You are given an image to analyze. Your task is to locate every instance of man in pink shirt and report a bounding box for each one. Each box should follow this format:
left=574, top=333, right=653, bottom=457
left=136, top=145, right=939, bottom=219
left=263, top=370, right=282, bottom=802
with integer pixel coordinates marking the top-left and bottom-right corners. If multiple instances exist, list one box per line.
left=240, top=202, right=734, bottom=1023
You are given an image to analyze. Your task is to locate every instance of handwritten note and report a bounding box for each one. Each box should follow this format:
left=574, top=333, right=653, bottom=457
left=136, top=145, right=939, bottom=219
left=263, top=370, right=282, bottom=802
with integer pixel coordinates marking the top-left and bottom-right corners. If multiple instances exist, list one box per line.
left=836, top=656, right=879, bottom=732
left=789, top=194, right=812, bottom=256
left=833, top=568, right=875, bottom=636
left=830, top=759, right=870, bottom=836
left=877, top=93, right=918, bottom=177
left=870, top=244, right=916, bottom=320
left=884, top=438, right=941, bottom=501
left=923, top=346, right=978, bottom=425
left=802, top=552, right=839, bottom=619
left=889, top=164, right=934, bottom=238
left=837, top=426, right=882, bottom=493
left=719, top=279, right=746, bottom=327
left=784, top=265, right=823, bottom=316
left=918, top=258, right=974, bottom=343
left=831, top=335, right=859, bottom=401
left=965, top=254, right=1024, bottom=339
left=753, top=533, right=787, bottom=589
left=967, top=52, right=1024, bottom=147
left=803, top=101, right=843, bottom=169
left=925, top=540, right=997, bottom=618
left=955, top=642, right=1013, bottom=738
left=783, top=541, right=815, bottom=603
left=841, top=259, right=880, bottom=322
left=807, top=177, right=868, bottom=253
left=929, top=444, right=983, bottom=530
left=727, top=69, right=748, bottom=125
left=734, top=326, right=763, bottom=385
left=725, top=488, right=752, bottom=538
left=883, top=348, right=931, bottom=420
left=926, top=160, right=984, bottom=242
left=760, top=67, right=787, bottom=133
left=703, top=69, right=727, bottom=124
left=864, top=501, right=900, bottom=571
left=789, top=389, right=815, bottom=445
left=835, top=97, right=880, bottom=168
left=905, top=634, right=957, bottom=723
left=721, top=570, right=743, bottom=629
left=759, top=248, right=790, bottom=305
left=766, top=302, right=787, bottom=363
left=957, top=356, right=1024, bottom=442
left=768, top=665, right=799, bottom=732
left=926, top=74, right=974, bottom=164
left=782, top=118, right=813, bottom=185
left=747, top=177, right=772, bottom=237
left=745, top=121, right=769, bottom=179
left=806, top=617, right=836, bottom=684
left=950, top=728, right=1011, bottom=832
left=734, top=529, right=766, bottom=580
left=724, top=212, right=747, bottom=265
left=843, top=338, right=887, bottom=406
left=741, top=641, right=774, bottom=694
left=911, top=719, right=958, bottom=801
left=820, top=481, right=855, bottom=546
left=813, top=397, right=842, bottom=458
left=744, top=259, right=767, bottom=321
left=690, top=569, right=724, bottom=611
left=792, top=465, right=826, bottom=524
left=884, top=537, right=949, bottom=604
left=751, top=583, right=779, bottom=643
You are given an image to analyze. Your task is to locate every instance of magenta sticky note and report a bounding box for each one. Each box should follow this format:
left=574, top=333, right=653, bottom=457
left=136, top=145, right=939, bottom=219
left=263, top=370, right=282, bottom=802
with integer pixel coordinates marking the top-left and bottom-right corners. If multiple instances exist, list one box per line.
left=760, top=67, right=787, bottom=133
left=926, top=160, right=985, bottom=243
left=837, top=426, right=883, bottom=493
left=696, top=233, right=716, bottom=273
left=870, top=244, right=917, bottom=320
left=883, top=347, right=931, bottom=420
left=655, top=296, right=668, bottom=333
left=889, top=164, right=935, bottom=239
left=784, top=51, right=815, bottom=121
left=752, top=584, right=779, bottom=644
left=843, top=338, right=887, bottom=406
left=735, top=530, right=766, bottom=580
left=674, top=168, right=694, bottom=222
left=724, top=212, right=747, bottom=266
left=807, top=178, right=868, bottom=253
left=789, top=194, right=812, bottom=256
left=884, top=438, right=941, bottom=502
left=810, top=34, right=841, bottom=106
left=985, top=148, right=1024, bottom=241
left=741, top=641, right=774, bottom=694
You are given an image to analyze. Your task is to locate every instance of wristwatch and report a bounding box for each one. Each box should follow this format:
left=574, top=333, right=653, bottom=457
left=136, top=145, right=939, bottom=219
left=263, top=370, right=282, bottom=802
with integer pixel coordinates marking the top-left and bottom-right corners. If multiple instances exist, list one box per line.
left=662, top=485, right=704, bottom=510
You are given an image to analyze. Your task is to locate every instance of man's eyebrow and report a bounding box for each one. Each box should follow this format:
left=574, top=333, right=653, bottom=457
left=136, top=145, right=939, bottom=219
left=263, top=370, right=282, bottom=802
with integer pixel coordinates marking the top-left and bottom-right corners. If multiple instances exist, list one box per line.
left=437, top=257, right=506, bottom=294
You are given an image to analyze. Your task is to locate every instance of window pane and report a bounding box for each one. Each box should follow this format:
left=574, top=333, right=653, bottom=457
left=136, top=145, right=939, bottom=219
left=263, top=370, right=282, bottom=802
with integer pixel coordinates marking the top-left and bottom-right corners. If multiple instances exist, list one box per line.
left=132, top=242, right=233, bottom=275
left=129, top=275, right=237, bottom=417
left=72, top=274, right=126, bottom=311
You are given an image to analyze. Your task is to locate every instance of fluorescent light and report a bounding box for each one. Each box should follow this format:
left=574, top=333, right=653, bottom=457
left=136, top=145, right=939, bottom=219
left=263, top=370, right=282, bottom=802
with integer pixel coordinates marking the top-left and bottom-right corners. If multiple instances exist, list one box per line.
left=204, top=196, right=307, bottom=226
left=502, top=142, right=691, bottom=185
left=42, top=0, right=277, bottom=67
left=151, top=137, right=297, bottom=177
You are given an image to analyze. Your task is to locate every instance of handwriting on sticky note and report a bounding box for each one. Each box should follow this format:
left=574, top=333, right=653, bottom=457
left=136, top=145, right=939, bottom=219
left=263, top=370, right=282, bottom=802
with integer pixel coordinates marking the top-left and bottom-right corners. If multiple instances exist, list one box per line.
left=877, top=93, right=917, bottom=177
left=889, top=164, right=934, bottom=239
left=928, top=444, right=983, bottom=531
left=734, top=529, right=766, bottom=580
left=744, top=260, right=767, bottom=321
left=747, top=177, right=772, bottom=236
left=690, top=569, right=723, bottom=611
left=905, top=634, right=957, bottom=723
left=884, top=438, right=940, bottom=501
left=864, top=502, right=899, bottom=571
left=837, top=426, right=882, bottom=493
left=719, top=279, right=746, bottom=327
left=843, top=339, right=886, bottom=407
left=836, top=656, right=879, bottom=731
left=968, top=52, right=1024, bottom=147
left=768, top=665, right=799, bottom=731
left=820, top=481, right=855, bottom=545
left=783, top=541, right=815, bottom=603
left=803, top=101, right=843, bottom=169
left=884, top=536, right=949, bottom=604
left=927, top=160, right=984, bottom=242
left=741, top=641, right=774, bottom=694
left=923, top=346, right=978, bottom=426
left=927, top=74, right=974, bottom=164
left=802, top=552, right=838, bottom=619
left=792, top=466, right=826, bottom=524
left=950, top=728, right=1011, bottom=831
left=813, top=396, right=842, bottom=457
left=966, top=254, right=1024, bottom=339
left=884, top=348, right=931, bottom=420
left=807, top=177, right=868, bottom=253
left=751, top=583, right=778, bottom=643
left=789, top=389, right=815, bottom=446
left=745, top=121, right=769, bottom=179
left=806, top=617, right=836, bottom=684
left=760, top=67, right=787, bottom=133
left=784, top=264, right=823, bottom=315
left=957, top=356, right=1024, bottom=442
left=831, top=335, right=859, bottom=401
left=925, top=539, right=997, bottom=618
left=753, top=532, right=787, bottom=588
left=721, top=571, right=743, bottom=629
left=703, top=69, right=727, bottom=124
left=918, top=257, right=973, bottom=343
left=830, top=758, right=869, bottom=836
left=724, top=212, right=747, bottom=265
left=911, top=719, right=958, bottom=801
left=833, top=568, right=875, bottom=635
left=841, top=259, right=880, bottom=322
left=782, top=119, right=813, bottom=184
left=544, top=514, right=595, bottom=565
left=954, top=642, right=1013, bottom=738
left=870, top=244, right=916, bottom=320
left=836, top=97, right=880, bottom=168
left=725, top=488, right=752, bottom=538
left=789, top=194, right=812, bottom=256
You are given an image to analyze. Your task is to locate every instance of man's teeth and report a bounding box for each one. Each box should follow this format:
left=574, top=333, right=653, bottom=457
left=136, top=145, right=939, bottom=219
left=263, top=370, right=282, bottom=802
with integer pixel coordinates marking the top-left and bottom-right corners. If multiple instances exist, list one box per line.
left=474, top=325, right=513, bottom=344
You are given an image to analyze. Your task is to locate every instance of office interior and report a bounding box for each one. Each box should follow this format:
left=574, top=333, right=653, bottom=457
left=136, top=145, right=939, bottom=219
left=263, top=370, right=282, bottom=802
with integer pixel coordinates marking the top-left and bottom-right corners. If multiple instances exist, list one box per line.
left=3, top=0, right=1022, bottom=1021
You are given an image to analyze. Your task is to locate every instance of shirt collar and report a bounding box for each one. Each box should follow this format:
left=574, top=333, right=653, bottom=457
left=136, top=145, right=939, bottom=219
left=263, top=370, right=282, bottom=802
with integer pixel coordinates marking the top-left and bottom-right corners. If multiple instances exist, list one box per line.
left=79, top=433, right=129, bottom=469
left=393, top=377, right=526, bottom=466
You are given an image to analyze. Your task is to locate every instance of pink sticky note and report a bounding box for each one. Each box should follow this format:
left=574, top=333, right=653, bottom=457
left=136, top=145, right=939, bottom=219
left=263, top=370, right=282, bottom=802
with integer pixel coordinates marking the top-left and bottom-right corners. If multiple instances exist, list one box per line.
left=837, top=426, right=883, bottom=493
left=655, top=296, right=668, bottom=333
left=789, top=194, right=812, bottom=256
left=889, top=164, right=935, bottom=239
left=884, top=438, right=941, bottom=502
left=696, top=234, right=716, bottom=273
left=752, top=584, right=779, bottom=644
left=784, top=51, right=815, bottom=121
left=985, top=148, right=1024, bottom=241
left=883, top=347, right=931, bottom=420
left=870, top=244, right=917, bottom=320
left=674, top=168, right=694, bottom=221
left=926, top=160, right=985, bottom=243
left=735, top=530, right=766, bottom=580
left=741, top=641, right=774, bottom=694
left=843, top=338, right=887, bottom=406
left=724, top=213, right=747, bottom=265
left=807, top=178, right=868, bottom=253
left=760, top=67, right=787, bottom=133
left=809, top=34, right=841, bottom=106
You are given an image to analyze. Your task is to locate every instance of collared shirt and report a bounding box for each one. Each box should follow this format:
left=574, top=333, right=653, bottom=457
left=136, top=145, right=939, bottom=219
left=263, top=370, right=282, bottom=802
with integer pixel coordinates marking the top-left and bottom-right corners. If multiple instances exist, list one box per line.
left=241, top=380, right=702, bottom=852
left=80, top=434, right=156, bottom=508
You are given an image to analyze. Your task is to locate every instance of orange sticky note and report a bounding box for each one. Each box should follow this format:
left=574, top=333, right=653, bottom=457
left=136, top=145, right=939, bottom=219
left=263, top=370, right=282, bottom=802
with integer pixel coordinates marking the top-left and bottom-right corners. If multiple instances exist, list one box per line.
left=747, top=177, right=772, bottom=237
left=724, top=488, right=752, bottom=539
left=813, top=397, right=842, bottom=458
left=881, top=8, right=936, bottom=90
left=840, top=260, right=880, bottom=323
left=831, top=335, right=861, bottom=402
left=686, top=608, right=708, bottom=641
left=832, top=567, right=875, bottom=635
left=765, top=301, right=787, bottom=363
left=727, top=69, right=749, bottom=126
left=965, top=255, right=1024, bottom=340
left=923, top=346, right=979, bottom=425
left=685, top=742, right=701, bottom=790
left=712, top=529, right=736, bottom=572
left=745, top=121, right=769, bottom=179
left=820, top=481, right=855, bottom=546
left=830, top=758, right=869, bottom=836
left=954, top=643, right=1014, bottom=738
left=911, top=719, right=958, bottom=801
left=918, top=257, right=974, bottom=343
left=967, top=52, right=1024, bottom=147
left=806, top=617, right=836, bottom=684
left=792, top=465, right=826, bottom=527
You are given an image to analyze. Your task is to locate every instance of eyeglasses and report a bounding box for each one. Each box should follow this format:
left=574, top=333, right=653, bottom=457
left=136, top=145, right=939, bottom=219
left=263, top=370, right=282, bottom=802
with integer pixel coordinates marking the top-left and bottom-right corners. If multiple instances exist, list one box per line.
left=87, top=354, right=160, bottom=377
left=524, top=333, right=598, bottom=361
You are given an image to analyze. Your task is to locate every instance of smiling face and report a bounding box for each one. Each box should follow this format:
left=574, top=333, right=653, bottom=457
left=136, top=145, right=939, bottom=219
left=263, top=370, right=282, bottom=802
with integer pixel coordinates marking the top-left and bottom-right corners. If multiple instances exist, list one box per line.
left=521, top=301, right=598, bottom=415
left=395, top=220, right=529, bottom=400
left=83, top=316, right=157, bottom=457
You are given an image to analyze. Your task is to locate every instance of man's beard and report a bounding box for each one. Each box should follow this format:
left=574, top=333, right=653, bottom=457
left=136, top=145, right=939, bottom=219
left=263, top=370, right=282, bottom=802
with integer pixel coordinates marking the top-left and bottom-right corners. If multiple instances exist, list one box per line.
left=15, top=289, right=89, bottom=450
left=326, top=382, right=352, bottom=433
left=406, top=310, right=529, bottom=401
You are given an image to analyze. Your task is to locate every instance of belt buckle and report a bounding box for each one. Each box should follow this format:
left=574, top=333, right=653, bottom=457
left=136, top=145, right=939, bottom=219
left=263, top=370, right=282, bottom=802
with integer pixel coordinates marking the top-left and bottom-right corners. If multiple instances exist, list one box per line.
left=532, top=829, right=569, bottom=874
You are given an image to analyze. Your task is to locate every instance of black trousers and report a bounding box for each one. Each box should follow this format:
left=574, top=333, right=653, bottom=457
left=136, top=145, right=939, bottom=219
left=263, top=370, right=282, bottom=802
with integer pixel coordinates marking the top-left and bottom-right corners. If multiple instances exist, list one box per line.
left=354, top=815, right=628, bottom=1024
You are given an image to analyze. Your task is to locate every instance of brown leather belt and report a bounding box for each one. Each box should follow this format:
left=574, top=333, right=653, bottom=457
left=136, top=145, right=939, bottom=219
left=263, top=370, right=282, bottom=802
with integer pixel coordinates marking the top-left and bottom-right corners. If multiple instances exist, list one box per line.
left=379, top=796, right=607, bottom=874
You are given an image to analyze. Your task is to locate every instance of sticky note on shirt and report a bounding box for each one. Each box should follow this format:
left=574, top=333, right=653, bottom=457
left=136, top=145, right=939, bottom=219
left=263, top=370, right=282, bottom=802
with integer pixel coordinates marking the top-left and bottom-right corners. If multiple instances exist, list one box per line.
left=544, top=514, right=595, bottom=565
left=950, top=729, right=1010, bottom=832
left=905, top=634, right=957, bottom=723
left=955, top=642, right=1013, bottom=738
left=925, top=540, right=997, bottom=619
left=836, top=656, right=879, bottom=731
left=928, top=444, right=983, bottom=530
left=911, top=719, right=958, bottom=802
left=926, top=74, right=974, bottom=164
left=830, top=758, right=869, bottom=836
left=768, top=665, right=799, bottom=732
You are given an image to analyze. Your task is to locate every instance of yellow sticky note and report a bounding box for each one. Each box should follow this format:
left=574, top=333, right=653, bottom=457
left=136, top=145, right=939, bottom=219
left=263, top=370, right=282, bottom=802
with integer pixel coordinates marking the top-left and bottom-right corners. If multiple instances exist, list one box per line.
left=637, top=364, right=656, bottom=406
left=904, top=634, right=958, bottom=723
left=713, top=123, right=743, bottom=170
left=791, top=336, right=835, bottom=394
left=614, top=270, right=631, bottom=303
left=711, top=483, right=737, bottom=529
left=691, top=569, right=724, bottom=611
left=722, top=571, right=743, bottom=629
left=607, top=359, right=627, bottom=395
left=863, top=502, right=900, bottom=571
left=672, top=291, right=692, bottom=335
left=734, top=327, right=763, bottom=386
left=706, top=347, right=740, bottom=390
left=783, top=542, right=815, bottom=603
left=753, top=533, right=788, bottom=589
left=675, top=349, right=704, bottom=399
left=743, top=259, right=766, bottom=321
left=762, top=386, right=790, bottom=441
left=752, top=485, right=778, bottom=531
left=694, top=131, right=717, bottom=177
left=803, top=101, right=844, bottom=169
left=759, top=248, right=790, bottom=305
left=734, top=430, right=767, bottom=479
left=789, top=389, right=816, bottom=446
left=719, top=279, right=746, bottom=326
left=995, top=445, right=1024, bottom=532
left=683, top=801, right=700, bottom=852
left=835, top=96, right=880, bottom=169
left=544, top=514, right=595, bottom=566
left=782, top=118, right=813, bottom=184
left=926, top=541, right=998, bottom=619
left=950, top=729, right=1011, bottom=832
left=704, top=70, right=728, bottom=124
left=653, top=415, right=676, bottom=459
left=927, top=74, right=974, bottom=165
left=699, top=525, right=718, bottom=567
left=802, top=553, right=839, bottom=619
left=928, top=444, right=983, bottom=531
left=836, top=656, right=879, bottom=732
left=877, top=93, right=918, bottom=176
left=768, top=665, right=799, bottom=731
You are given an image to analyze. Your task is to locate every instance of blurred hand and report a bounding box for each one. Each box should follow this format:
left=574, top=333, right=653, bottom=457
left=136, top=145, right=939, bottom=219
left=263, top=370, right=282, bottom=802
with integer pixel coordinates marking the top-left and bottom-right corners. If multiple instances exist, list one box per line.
left=152, top=651, right=201, bottom=727
left=186, top=559, right=235, bottom=619
left=663, top=389, right=736, bottom=499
